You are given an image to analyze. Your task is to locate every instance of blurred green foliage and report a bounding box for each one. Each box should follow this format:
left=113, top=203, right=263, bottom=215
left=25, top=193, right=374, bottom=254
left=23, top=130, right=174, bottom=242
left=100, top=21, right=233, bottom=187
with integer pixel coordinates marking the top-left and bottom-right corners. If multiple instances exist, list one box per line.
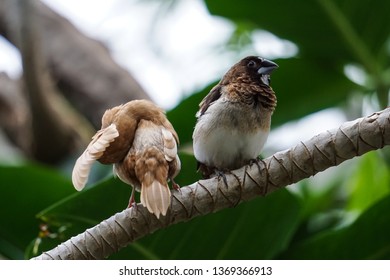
left=1, top=0, right=390, bottom=259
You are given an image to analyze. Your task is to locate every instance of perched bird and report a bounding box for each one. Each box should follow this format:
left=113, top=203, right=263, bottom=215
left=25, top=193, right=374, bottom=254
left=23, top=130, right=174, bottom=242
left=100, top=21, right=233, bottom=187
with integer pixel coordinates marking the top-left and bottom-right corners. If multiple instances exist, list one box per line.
left=72, top=100, right=181, bottom=218
left=192, top=56, right=278, bottom=178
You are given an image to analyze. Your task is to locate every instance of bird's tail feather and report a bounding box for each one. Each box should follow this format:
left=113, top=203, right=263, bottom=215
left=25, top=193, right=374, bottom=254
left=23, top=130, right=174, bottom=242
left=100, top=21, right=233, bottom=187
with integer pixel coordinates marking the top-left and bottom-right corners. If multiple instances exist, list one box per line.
left=140, top=172, right=171, bottom=218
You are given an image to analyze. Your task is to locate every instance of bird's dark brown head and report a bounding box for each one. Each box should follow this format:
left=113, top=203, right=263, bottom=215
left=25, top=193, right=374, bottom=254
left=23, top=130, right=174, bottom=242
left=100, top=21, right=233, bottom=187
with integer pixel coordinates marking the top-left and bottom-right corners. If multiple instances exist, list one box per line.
left=222, top=56, right=278, bottom=86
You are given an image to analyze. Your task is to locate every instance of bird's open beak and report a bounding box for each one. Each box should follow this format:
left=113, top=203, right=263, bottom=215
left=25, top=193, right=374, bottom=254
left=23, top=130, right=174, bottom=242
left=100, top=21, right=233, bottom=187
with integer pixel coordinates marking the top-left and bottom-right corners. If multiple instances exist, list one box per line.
left=257, top=59, right=278, bottom=75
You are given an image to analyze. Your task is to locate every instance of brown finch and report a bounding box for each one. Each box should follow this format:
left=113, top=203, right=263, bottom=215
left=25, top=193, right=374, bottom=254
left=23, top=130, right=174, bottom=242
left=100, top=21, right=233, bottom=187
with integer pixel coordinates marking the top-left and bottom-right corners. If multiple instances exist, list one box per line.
left=193, top=56, right=278, bottom=178
left=72, top=100, right=181, bottom=218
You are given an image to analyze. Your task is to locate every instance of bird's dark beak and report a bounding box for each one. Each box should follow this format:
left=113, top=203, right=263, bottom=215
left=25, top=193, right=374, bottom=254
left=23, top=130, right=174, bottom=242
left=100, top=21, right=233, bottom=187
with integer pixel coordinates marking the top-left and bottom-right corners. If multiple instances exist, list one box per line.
left=257, top=59, right=278, bottom=75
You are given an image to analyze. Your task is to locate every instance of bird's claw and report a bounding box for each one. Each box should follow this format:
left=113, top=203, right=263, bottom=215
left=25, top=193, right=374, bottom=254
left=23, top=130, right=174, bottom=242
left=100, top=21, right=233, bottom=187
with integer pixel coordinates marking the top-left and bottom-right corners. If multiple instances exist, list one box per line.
left=171, top=179, right=182, bottom=194
left=215, top=169, right=230, bottom=188
left=249, top=157, right=260, bottom=166
left=127, top=188, right=138, bottom=210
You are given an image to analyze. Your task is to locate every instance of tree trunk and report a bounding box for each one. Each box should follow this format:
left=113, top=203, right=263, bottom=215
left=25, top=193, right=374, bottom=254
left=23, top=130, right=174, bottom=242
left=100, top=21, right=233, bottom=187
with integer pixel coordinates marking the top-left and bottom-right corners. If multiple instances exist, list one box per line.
left=0, top=0, right=150, bottom=128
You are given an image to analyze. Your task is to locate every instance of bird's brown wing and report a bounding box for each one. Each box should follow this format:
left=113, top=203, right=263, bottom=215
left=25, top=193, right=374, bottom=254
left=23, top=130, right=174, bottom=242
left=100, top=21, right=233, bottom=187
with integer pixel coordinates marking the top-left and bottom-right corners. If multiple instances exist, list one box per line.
left=72, top=124, right=119, bottom=191
left=72, top=102, right=140, bottom=191
left=98, top=104, right=139, bottom=164
left=197, top=84, right=222, bottom=116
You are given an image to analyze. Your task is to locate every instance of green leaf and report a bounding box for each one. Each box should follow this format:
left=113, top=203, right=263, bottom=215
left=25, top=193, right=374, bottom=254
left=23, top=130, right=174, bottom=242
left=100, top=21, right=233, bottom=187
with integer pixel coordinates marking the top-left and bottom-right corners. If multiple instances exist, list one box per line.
left=279, top=193, right=390, bottom=259
left=0, top=164, right=74, bottom=259
left=346, top=151, right=390, bottom=212
left=27, top=176, right=131, bottom=258
left=271, top=58, right=358, bottom=126
left=37, top=177, right=131, bottom=226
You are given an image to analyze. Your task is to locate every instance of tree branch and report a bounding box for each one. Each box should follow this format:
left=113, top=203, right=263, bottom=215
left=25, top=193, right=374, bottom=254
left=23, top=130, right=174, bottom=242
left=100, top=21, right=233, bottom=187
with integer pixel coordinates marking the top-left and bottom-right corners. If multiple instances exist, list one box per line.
left=0, top=73, right=30, bottom=154
left=18, top=0, right=90, bottom=163
left=32, top=108, right=390, bottom=259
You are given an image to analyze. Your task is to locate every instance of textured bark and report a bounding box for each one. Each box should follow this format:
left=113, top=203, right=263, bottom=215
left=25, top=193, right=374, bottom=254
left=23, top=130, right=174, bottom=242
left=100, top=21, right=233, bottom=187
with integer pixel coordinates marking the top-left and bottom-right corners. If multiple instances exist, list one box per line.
left=18, top=0, right=84, bottom=163
left=32, top=108, right=390, bottom=260
left=0, top=73, right=30, bottom=154
left=0, top=0, right=150, bottom=128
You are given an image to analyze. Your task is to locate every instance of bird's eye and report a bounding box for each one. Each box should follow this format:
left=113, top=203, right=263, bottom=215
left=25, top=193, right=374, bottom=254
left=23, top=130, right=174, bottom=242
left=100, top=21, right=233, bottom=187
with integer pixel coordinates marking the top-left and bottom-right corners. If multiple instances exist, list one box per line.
left=247, top=60, right=257, bottom=68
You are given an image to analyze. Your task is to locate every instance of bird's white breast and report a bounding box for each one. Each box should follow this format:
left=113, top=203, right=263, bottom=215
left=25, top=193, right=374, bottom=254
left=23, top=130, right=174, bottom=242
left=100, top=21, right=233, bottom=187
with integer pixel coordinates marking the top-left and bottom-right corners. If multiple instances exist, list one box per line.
left=193, top=99, right=270, bottom=170
left=193, top=126, right=268, bottom=170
